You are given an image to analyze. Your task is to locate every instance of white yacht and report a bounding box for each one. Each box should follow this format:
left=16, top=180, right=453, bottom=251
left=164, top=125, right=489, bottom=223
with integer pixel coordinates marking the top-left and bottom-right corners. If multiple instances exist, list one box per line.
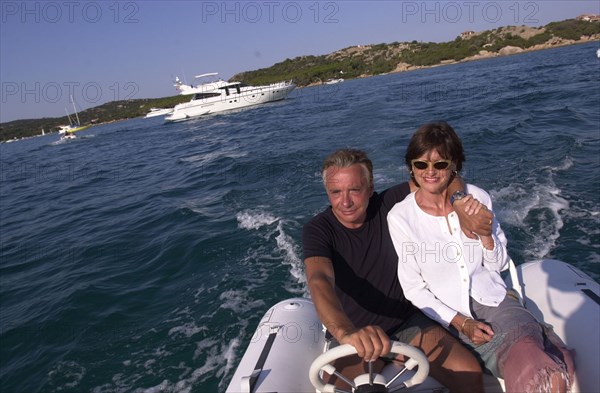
left=164, top=73, right=295, bottom=122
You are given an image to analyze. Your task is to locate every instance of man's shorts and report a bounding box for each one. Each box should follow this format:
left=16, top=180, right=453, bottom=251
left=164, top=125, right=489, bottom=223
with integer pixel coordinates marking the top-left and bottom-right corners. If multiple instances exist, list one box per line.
left=326, top=310, right=440, bottom=353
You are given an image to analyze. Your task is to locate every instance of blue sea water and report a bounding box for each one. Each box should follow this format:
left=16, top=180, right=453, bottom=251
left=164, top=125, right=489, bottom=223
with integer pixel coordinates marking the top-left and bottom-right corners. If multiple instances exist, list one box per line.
left=1, top=42, right=599, bottom=393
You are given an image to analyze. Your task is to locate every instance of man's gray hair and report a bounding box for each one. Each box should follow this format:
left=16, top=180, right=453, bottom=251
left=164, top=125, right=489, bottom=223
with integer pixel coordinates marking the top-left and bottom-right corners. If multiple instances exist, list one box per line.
left=321, top=148, right=374, bottom=187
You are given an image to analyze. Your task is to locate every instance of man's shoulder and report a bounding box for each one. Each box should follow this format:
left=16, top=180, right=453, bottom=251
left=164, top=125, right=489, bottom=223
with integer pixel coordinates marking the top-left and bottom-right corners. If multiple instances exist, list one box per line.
left=303, top=207, right=336, bottom=234
left=378, top=182, right=411, bottom=210
left=305, top=206, right=330, bottom=223
left=302, top=207, right=338, bottom=259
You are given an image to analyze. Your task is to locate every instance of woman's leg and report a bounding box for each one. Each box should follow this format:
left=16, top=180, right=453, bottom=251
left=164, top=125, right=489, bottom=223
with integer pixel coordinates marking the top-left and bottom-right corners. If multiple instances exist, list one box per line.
left=471, top=296, right=572, bottom=393
left=501, top=338, right=571, bottom=393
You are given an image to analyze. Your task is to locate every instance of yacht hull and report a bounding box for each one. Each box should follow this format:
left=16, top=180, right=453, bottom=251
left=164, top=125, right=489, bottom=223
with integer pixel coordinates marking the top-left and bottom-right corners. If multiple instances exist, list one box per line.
left=165, top=82, right=295, bottom=122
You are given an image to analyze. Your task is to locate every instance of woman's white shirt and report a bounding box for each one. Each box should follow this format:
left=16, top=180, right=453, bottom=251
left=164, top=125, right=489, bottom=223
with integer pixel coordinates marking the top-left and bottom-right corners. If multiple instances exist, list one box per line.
left=387, top=184, right=510, bottom=328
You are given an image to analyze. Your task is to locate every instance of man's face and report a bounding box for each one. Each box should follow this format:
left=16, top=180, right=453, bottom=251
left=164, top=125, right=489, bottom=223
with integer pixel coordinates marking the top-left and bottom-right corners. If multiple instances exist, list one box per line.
left=324, top=164, right=374, bottom=229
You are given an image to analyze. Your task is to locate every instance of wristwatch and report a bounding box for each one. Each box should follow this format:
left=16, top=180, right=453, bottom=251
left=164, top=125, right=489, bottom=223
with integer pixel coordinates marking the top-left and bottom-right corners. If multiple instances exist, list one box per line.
left=450, top=191, right=466, bottom=205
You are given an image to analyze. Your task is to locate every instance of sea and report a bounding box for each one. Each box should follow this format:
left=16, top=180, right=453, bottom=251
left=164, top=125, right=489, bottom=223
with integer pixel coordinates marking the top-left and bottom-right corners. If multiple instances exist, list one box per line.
left=1, top=41, right=599, bottom=393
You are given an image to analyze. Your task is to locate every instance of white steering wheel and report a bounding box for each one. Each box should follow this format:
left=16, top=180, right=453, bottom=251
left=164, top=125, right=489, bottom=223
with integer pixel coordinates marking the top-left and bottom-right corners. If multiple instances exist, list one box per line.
left=309, top=341, right=429, bottom=393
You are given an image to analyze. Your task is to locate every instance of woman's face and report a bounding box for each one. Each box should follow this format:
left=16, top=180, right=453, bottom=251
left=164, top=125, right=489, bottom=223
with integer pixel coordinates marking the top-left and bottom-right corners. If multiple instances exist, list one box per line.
left=411, top=149, right=455, bottom=194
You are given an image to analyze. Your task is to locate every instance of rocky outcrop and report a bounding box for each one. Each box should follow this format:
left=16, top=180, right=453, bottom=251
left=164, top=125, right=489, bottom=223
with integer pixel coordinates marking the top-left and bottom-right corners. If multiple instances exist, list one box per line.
left=499, top=46, right=524, bottom=56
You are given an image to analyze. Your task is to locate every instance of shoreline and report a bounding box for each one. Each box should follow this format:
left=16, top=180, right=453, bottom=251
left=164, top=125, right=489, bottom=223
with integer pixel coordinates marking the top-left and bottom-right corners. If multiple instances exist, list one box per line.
left=302, top=37, right=600, bottom=88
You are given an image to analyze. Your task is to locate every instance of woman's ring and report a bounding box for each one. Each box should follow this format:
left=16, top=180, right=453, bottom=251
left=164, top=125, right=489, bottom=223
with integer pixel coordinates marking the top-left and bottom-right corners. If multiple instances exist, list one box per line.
left=488, top=219, right=492, bottom=225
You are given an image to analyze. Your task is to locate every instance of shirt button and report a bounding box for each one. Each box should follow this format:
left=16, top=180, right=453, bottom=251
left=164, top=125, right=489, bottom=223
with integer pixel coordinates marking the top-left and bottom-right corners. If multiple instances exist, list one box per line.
left=463, top=279, right=467, bottom=282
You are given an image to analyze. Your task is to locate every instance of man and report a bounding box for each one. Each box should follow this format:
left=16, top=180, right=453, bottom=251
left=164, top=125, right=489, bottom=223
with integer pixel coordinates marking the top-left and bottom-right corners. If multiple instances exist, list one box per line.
left=302, top=148, right=492, bottom=392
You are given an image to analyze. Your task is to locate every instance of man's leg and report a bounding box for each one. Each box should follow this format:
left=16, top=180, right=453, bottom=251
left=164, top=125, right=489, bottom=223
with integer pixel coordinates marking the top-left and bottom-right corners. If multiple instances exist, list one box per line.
left=407, top=325, right=484, bottom=393
left=390, top=312, right=484, bottom=392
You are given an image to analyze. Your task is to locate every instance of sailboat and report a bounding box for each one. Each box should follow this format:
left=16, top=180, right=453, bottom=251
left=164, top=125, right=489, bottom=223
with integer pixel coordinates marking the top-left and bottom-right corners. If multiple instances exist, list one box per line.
left=59, top=96, right=91, bottom=134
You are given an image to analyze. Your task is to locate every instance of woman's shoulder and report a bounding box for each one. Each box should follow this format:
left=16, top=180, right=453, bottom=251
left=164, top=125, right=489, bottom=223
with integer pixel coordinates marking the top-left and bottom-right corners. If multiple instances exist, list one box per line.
left=388, top=191, right=416, bottom=217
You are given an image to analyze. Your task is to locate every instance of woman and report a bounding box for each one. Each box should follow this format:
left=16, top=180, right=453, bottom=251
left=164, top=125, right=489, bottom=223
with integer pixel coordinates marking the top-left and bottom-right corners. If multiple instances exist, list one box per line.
left=387, top=121, right=574, bottom=392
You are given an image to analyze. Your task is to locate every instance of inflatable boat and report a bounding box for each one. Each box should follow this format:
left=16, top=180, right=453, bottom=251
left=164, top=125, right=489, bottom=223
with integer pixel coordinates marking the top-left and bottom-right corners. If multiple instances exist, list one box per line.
left=225, top=259, right=599, bottom=393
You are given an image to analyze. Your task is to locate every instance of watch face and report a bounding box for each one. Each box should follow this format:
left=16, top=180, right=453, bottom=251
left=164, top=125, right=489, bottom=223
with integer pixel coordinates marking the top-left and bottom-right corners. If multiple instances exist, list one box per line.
left=451, top=191, right=466, bottom=204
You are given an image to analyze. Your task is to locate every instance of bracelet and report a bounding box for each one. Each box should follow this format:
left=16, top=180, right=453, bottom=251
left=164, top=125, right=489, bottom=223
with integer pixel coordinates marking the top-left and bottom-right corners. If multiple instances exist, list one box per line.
left=460, top=318, right=472, bottom=333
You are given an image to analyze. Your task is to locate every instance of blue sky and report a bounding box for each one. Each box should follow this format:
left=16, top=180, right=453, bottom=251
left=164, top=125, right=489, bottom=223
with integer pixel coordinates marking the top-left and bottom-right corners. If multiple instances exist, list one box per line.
left=1, top=0, right=599, bottom=122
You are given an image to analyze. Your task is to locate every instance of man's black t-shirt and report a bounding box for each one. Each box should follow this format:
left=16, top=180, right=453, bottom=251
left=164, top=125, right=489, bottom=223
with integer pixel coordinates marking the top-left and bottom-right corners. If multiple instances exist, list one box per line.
left=302, top=182, right=416, bottom=335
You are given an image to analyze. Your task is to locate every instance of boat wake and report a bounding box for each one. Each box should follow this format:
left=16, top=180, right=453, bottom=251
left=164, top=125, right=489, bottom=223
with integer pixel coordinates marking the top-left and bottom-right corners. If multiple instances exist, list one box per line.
left=491, top=157, right=571, bottom=263
left=236, top=209, right=307, bottom=295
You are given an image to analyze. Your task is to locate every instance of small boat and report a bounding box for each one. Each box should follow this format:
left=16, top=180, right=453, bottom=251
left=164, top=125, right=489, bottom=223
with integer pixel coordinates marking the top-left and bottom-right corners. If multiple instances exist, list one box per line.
left=144, top=107, right=174, bottom=118
left=59, top=96, right=90, bottom=133
left=164, top=73, right=295, bottom=122
left=596, top=48, right=600, bottom=58
left=324, top=78, right=344, bottom=85
left=226, top=259, right=599, bottom=393
left=60, top=132, right=77, bottom=141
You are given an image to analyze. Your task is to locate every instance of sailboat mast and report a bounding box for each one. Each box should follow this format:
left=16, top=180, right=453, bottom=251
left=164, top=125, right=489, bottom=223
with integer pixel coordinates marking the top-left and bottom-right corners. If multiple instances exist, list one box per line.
left=71, top=95, right=81, bottom=126
left=65, top=107, right=74, bottom=126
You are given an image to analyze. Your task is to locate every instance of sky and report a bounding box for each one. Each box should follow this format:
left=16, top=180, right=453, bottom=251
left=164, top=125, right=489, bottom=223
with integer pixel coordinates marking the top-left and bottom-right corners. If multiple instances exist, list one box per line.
left=1, top=0, right=599, bottom=123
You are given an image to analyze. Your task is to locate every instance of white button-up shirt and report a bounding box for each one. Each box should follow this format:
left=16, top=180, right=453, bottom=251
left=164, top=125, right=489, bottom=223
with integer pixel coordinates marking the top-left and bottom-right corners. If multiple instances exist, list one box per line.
left=388, top=184, right=510, bottom=328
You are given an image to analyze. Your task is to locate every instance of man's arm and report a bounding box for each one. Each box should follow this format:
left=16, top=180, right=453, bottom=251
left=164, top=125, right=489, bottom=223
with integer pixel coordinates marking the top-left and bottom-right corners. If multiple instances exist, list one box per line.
left=305, top=256, right=390, bottom=361
left=447, top=176, right=493, bottom=238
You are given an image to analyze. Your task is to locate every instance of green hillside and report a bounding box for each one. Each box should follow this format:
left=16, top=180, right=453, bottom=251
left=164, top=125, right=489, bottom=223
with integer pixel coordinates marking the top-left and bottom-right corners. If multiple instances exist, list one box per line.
left=232, top=19, right=599, bottom=86
left=1, top=95, right=190, bottom=142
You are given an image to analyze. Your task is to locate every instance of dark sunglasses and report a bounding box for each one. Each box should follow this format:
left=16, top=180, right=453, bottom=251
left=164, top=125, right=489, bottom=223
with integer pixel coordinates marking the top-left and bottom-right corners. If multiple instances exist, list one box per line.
left=411, top=159, right=452, bottom=170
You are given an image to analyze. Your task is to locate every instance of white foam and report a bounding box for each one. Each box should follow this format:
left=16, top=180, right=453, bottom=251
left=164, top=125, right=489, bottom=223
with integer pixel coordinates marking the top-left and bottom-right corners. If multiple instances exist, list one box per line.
left=491, top=180, right=569, bottom=261
left=549, top=156, right=573, bottom=172
left=275, top=220, right=307, bottom=294
left=221, top=337, right=241, bottom=378
left=219, top=289, right=265, bottom=314
left=168, top=322, right=206, bottom=338
left=236, top=210, right=278, bottom=230
left=236, top=210, right=308, bottom=292
left=47, top=360, right=86, bottom=390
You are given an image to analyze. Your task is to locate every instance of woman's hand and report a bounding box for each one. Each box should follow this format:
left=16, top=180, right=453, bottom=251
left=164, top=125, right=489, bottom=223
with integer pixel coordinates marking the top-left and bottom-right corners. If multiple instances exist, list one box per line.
left=452, top=314, right=495, bottom=345
left=462, top=318, right=495, bottom=345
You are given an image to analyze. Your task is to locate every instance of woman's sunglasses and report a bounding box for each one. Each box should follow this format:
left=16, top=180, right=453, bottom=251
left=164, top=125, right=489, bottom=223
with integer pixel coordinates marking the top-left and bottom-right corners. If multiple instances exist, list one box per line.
left=411, top=159, right=452, bottom=170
